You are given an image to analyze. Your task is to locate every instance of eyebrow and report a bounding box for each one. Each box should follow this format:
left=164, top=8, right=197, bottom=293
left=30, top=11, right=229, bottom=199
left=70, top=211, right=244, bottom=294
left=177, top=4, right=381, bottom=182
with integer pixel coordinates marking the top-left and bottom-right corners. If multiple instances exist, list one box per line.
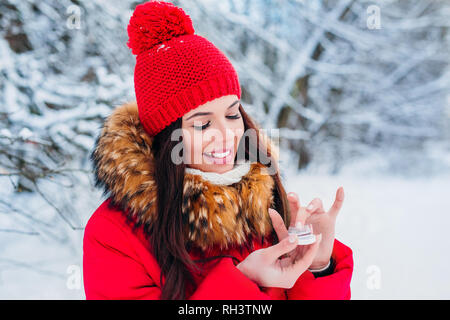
left=185, top=100, right=240, bottom=121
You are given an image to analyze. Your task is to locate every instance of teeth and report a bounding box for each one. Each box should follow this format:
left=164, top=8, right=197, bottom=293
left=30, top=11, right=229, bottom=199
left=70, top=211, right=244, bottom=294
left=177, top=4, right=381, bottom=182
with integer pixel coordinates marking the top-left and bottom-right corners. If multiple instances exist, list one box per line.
left=205, top=150, right=231, bottom=158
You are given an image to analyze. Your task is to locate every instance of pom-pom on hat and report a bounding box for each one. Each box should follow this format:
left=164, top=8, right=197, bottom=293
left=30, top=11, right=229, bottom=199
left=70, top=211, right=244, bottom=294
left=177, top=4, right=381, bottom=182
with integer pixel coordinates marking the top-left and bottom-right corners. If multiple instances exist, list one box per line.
left=127, top=1, right=241, bottom=137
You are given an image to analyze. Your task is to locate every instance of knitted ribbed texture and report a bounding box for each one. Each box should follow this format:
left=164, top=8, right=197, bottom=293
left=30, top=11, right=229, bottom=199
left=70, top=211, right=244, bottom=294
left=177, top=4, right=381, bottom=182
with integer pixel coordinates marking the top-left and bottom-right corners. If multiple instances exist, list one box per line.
left=127, top=1, right=241, bottom=137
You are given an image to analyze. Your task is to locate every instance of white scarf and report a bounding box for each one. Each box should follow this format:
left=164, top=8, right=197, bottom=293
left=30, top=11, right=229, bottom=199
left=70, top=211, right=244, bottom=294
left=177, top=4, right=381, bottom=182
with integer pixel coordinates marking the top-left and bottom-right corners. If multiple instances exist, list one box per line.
left=184, top=161, right=252, bottom=186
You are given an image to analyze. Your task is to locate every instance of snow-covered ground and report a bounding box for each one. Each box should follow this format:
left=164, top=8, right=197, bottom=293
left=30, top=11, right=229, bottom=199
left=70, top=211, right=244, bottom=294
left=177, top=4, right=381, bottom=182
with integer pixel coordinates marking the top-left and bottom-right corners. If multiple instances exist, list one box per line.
left=1, top=161, right=449, bottom=299
left=283, top=164, right=450, bottom=299
left=1, top=0, right=449, bottom=300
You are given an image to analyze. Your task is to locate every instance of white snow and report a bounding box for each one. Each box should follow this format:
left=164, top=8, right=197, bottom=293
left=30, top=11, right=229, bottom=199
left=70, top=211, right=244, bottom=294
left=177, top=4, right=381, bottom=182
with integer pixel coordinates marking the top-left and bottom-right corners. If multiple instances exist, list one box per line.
left=1, top=0, right=449, bottom=300
left=18, top=128, right=34, bottom=140
left=1, top=162, right=449, bottom=299
left=284, top=169, right=450, bottom=299
left=0, top=128, right=12, bottom=138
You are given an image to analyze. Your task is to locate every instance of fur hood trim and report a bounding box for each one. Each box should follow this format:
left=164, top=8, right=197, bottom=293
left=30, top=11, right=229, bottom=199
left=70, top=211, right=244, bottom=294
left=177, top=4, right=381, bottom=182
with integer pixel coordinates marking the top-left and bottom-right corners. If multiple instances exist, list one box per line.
left=90, top=102, right=276, bottom=252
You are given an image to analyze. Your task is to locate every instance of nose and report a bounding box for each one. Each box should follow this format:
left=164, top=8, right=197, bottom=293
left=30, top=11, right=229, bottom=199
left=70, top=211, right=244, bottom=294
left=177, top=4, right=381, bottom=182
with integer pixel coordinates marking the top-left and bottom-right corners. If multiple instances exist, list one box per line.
left=207, top=119, right=236, bottom=150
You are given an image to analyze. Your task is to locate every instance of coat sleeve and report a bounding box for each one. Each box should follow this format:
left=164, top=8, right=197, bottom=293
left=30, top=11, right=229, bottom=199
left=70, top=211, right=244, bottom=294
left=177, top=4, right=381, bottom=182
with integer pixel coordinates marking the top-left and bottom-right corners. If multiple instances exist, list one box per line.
left=285, top=238, right=354, bottom=300
left=83, top=213, right=271, bottom=300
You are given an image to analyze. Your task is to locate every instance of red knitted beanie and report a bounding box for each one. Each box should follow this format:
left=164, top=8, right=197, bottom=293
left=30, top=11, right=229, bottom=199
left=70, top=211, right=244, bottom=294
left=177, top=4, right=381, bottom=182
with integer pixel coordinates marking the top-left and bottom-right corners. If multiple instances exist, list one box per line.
left=127, top=1, right=242, bottom=137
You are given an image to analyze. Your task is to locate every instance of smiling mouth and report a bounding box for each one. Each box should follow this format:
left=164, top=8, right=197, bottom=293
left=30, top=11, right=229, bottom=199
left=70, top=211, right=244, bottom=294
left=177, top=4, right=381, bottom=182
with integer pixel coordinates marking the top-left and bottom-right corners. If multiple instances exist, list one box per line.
left=203, top=149, right=232, bottom=159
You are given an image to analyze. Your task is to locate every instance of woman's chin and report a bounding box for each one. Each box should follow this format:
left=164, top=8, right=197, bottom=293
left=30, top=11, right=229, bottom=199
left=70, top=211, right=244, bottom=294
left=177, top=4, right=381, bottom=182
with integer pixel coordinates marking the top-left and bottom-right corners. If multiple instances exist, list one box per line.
left=209, top=163, right=235, bottom=174
left=184, top=151, right=236, bottom=173
left=199, top=164, right=234, bottom=174
left=188, top=158, right=235, bottom=174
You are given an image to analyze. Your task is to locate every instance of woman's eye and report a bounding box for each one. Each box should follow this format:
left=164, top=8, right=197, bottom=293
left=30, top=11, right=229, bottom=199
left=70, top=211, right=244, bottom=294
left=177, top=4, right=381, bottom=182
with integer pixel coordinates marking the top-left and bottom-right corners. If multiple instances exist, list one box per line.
left=192, top=114, right=240, bottom=130
left=193, top=121, right=211, bottom=131
left=226, top=113, right=241, bottom=119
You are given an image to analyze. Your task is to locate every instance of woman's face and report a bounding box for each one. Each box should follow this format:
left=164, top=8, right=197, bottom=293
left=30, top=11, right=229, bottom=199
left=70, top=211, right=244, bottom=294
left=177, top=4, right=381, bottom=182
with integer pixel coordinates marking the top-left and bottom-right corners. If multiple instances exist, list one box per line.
left=181, top=95, right=244, bottom=174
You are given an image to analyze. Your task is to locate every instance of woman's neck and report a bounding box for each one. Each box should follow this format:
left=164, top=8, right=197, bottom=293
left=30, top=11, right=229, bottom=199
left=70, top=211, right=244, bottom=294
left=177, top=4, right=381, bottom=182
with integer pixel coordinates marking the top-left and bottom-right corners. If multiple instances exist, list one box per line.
left=185, top=160, right=252, bottom=185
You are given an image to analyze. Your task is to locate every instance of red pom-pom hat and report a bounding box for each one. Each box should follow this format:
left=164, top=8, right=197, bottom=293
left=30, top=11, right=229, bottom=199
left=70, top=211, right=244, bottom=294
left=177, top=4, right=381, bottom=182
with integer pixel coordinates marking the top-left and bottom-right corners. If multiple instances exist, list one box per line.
left=127, top=1, right=241, bottom=137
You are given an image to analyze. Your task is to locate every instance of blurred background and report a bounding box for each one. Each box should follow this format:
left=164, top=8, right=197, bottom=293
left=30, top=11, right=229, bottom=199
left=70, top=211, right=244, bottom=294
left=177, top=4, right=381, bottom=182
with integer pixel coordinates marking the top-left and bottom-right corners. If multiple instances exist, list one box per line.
left=0, top=0, right=449, bottom=299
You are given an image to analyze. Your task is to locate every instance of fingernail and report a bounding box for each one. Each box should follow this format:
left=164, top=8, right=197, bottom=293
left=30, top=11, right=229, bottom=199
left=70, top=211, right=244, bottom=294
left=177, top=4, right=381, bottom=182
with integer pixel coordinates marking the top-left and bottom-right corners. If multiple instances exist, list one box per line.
left=338, top=187, right=345, bottom=200
left=307, top=204, right=314, bottom=211
left=289, top=235, right=296, bottom=243
left=295, top=221, right=303, bottom=229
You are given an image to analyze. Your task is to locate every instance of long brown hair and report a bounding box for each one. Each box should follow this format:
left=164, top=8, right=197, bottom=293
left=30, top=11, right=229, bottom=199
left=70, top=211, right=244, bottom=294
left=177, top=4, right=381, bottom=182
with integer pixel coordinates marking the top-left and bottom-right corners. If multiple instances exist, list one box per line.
left=148, top=103, right=290, bottom=299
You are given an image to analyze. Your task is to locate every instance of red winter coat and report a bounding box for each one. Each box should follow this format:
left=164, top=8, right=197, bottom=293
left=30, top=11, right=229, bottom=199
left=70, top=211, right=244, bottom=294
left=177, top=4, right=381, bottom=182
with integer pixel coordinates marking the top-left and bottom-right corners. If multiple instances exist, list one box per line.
left=83, top=199, right=353, bottom=300
left=83, top=102, right=354, bottom=300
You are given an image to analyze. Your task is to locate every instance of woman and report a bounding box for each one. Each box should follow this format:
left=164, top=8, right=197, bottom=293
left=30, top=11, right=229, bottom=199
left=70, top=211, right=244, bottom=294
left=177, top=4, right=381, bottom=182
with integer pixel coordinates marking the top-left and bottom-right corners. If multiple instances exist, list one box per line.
left=83, top=1, right=353, bottom=300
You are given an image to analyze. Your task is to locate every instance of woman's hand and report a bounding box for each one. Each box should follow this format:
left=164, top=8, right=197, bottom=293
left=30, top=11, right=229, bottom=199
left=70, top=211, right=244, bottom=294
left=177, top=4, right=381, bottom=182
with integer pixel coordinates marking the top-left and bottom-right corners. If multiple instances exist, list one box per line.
left=236, top=232, right=322, bottom=288
left=269, top=187, right=345, bottom=270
